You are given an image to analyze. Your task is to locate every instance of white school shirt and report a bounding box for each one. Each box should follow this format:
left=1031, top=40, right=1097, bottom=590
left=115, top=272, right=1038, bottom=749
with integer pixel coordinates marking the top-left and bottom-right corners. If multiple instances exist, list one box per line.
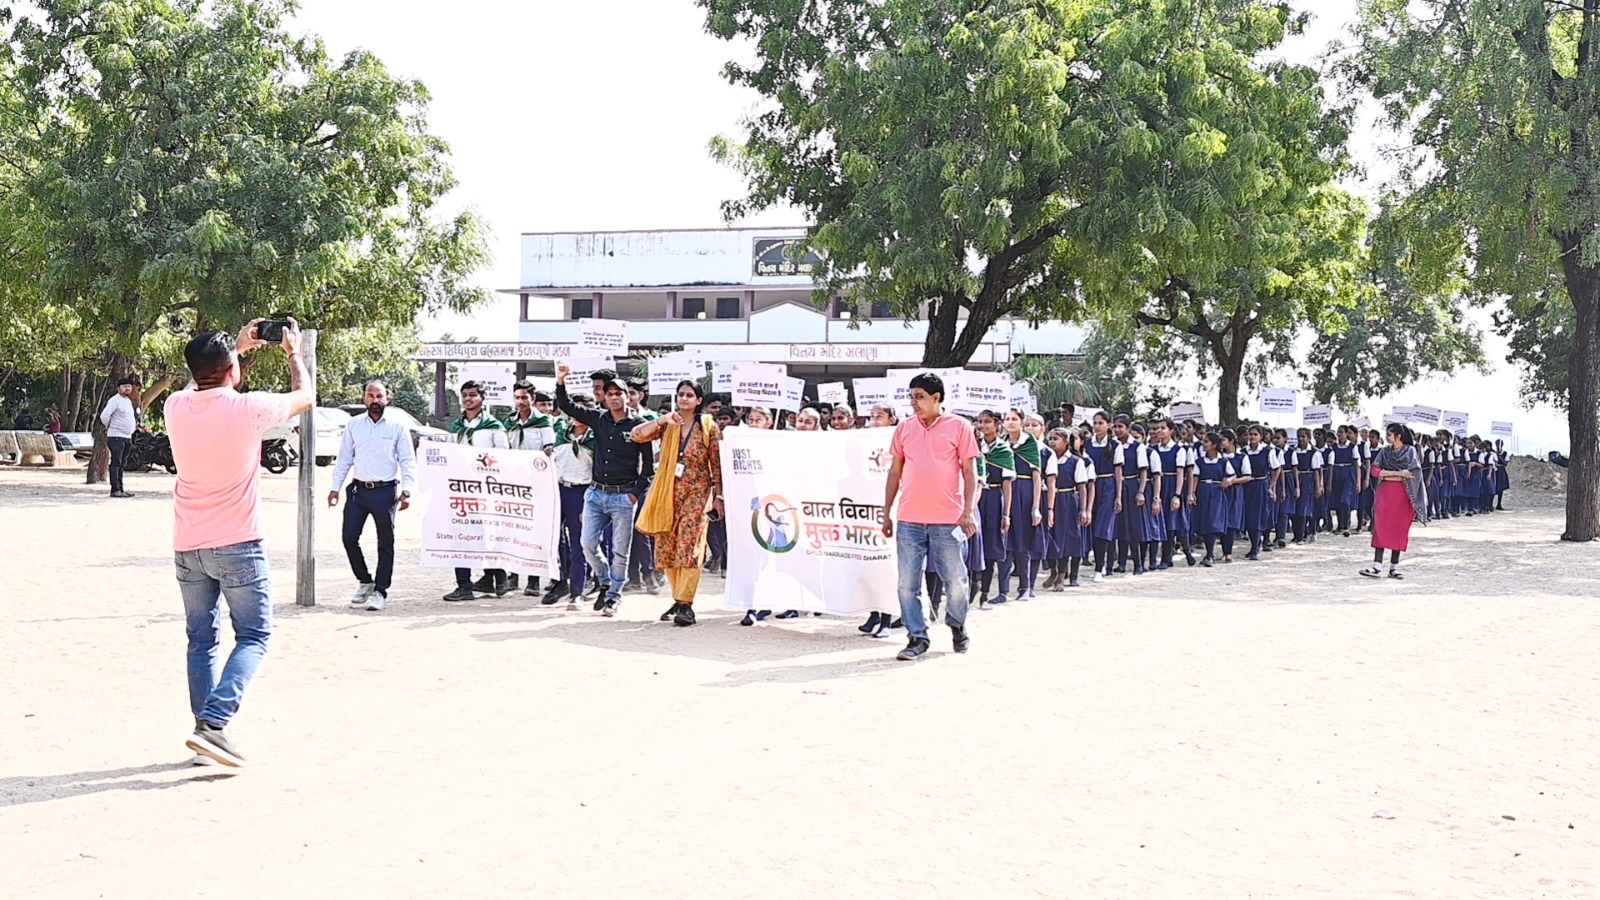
left=1043, top=447, right=1059, bottom=478
left=1145, top=447, right=1163, bottom=477
left=1269, top=446, right=1286, bottom=470
left=506, top=416, right=556, bottom=452
left=1117, top=440, right=1149, bottom=470
left=553, top=441, right=593, bottom=486
left=1072, top=454, right=1094, bottom=484
left=1232, top=452, right=1253, bottom=478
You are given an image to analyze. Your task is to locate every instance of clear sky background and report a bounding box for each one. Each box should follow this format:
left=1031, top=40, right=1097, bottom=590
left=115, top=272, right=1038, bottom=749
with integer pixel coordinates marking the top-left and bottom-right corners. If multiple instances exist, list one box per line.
left=290, top=1, right=1570, bottom=453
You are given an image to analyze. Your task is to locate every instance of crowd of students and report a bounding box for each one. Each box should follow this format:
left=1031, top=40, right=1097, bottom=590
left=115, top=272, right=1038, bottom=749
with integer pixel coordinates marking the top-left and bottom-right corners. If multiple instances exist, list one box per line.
left=443, top=375, right=1515, bottom=634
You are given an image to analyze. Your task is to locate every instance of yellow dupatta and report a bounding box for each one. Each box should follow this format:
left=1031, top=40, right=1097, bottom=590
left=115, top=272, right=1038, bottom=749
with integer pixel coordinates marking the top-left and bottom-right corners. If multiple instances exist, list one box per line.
left=637, top=414, right=715, bottom=537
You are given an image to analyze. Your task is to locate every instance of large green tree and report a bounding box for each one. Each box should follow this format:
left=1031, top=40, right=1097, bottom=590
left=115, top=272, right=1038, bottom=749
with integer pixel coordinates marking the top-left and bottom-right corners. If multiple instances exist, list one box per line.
left=0, top=0, right=489, bottom=481
left=1350, top=0, right=1600, bottom=540
left=700, top=0, right=1360, bottom=391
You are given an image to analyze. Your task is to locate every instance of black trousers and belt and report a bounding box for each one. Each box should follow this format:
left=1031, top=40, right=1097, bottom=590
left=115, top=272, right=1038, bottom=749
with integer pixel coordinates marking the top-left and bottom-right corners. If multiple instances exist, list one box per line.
left=343, top=481, right=398, bottom=595
left=107, top=436, right=131, bottom=494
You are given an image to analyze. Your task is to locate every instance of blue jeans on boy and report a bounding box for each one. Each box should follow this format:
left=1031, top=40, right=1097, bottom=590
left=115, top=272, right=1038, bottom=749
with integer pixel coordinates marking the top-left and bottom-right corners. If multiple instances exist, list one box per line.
left=896, top=521, right=970, bottom=642
left=175, top=541, right=272, bottom=727
left=581, top=487, right=636, bottom=601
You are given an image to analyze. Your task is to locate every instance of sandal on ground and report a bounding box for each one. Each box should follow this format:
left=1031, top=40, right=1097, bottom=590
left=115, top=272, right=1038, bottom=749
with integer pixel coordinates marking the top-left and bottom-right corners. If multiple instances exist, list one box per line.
left=1358, top=565, right=1382, bottom=578
left=1388, top=569, right=1404, bottom=579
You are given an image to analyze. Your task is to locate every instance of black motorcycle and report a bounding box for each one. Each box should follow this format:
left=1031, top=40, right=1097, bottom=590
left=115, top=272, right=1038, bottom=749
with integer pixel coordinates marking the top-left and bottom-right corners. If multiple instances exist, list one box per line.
left=128, top=429, right=177, bottom=475
left=261, top=437, right=295, bottom=474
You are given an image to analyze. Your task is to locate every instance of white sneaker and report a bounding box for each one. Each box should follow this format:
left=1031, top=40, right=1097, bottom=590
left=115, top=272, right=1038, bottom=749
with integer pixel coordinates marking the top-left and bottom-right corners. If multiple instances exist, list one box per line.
left=191, top=754, right=216, bottom=767
left=1092, top=572, right=1105, bottom=584
left=351, top=583, right=375, bottom=605
left=365, top=590, right=387, bottom=611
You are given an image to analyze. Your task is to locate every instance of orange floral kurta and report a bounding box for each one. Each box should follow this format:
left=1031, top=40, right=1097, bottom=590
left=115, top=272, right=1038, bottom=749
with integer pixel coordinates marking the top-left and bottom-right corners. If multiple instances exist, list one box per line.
left=656, top=423, right=723, bottom=569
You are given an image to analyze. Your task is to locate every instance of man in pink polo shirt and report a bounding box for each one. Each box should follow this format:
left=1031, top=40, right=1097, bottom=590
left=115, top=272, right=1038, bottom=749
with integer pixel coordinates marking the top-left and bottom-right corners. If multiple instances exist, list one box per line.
left=165, top=319, right=313, bottom=766
left=882, top=372, right=980, bottom=660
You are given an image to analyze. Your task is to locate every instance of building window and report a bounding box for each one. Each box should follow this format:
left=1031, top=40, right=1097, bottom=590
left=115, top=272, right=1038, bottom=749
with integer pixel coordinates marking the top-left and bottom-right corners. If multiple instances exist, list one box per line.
left=571, top=298, right=594, bottom=320
left=716, top=297, right=741, bottom=319
left=870, top=301, right=893, bottom=318
left=682, top=297, right=707, bottom=319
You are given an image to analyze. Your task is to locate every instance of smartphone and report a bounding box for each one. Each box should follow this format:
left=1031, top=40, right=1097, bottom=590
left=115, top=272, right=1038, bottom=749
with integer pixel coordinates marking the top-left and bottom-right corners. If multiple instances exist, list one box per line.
left=706, top=509, right=722, bottom=522
left=256, top=321, right=290, bottom=343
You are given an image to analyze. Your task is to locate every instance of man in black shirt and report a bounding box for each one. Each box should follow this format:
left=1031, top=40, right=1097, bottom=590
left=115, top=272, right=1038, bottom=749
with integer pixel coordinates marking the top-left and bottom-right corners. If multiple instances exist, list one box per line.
left=555, top=364, right=654, bottom=617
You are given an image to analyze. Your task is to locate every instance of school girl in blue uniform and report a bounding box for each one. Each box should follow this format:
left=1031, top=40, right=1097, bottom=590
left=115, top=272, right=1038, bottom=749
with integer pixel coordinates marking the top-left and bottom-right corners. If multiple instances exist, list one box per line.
left=972, top=411, right=1015, bottom=608
left=1329, top=426, right=1360, bottom=535
left=1152, top=417, right=1195, bottom=568
left=1494, top=440, right=1511, bottom=509
left=1240, top=426, right=1275, bottom=561
left=1086, top=412, right=1120, bottom=581
left=1289, top=427, right=1321, bottom=543
left=1045, top=428, right=1092, bottom=588
left=1219, top=428, right=1247, bottom=557
left=1112, top=415, right=1152, bottom=575
left=1130, top=422, right=1166, bottom=571
left=997, top=410, right=1046, bottom=602
left=1190, top=432, right=1240, bottom=566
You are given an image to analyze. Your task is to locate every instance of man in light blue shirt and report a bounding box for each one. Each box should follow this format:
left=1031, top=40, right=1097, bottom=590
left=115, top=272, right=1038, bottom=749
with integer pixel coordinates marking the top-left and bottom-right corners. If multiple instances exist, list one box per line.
left=327, top=381, right=417, bottom=611
left=99, top=376, right=139, bottom=497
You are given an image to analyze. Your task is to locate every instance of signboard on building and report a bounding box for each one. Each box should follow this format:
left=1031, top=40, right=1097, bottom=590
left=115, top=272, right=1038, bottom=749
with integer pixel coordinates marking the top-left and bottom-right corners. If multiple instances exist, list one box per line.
left=753, top=238, right=824, bottom=278
left=415, top=343, right=579, bottom=362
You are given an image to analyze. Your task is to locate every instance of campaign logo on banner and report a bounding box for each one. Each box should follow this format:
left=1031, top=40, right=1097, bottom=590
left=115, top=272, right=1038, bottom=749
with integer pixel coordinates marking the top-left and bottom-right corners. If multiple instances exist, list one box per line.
left=577, top=318, right=629, bottom=356
left=416, top=442, right=560, bottom=578
left=1170, top=401, right=1204, bottom=423
left=459, top=364, right=516, bottom=405
left=723, top=428, right=898, bottom=616
left=1260, top=387, right=1298, bottom=414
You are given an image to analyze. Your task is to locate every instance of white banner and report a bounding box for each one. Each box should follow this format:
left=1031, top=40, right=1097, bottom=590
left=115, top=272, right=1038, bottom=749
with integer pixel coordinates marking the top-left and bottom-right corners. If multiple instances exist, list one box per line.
left=1170, top=401, right=1204, bottom=423
left=1353, top=416, right=1371, bottom=429
left=817, top=382, right=848, bottom=405
left=954, top=370, right=1010, bottom=415
left=722, top=428, right=897, bottom=616
left=853, top=377, right=890, bottom=412
left=1382, top=413, right=1406, bottom=426
left=884, top=369, right=920, bottom=415
left=416, top=442, right=560, bottom=578
left=1075, top=407, right=1103, bottom=426
left=781, top=376, right=806, bottom=413
left=713, top=360, right=764, bottom=393
left=648, top=353, right=705, bottom=396
left=1260, top=387, right=1298, bottom=414
left=1441, top=410, right=1469, bottom=436
left=577, top=317, right=629, bottom=356
left=563, top=357, right=614, bottom=392
left=731, top=363, right=788, bottom=409
left=1303, top=404, right=1334, bottom=427
left=458, top=364, right=516, bottom=405
left=1411, top=405, right=1442, bottom=427
left=1491, top=420, right=1514, bottom=438
left=1009, top=383, right=1037, bottom=415
left=1392, top=405, right=1417, bottom=421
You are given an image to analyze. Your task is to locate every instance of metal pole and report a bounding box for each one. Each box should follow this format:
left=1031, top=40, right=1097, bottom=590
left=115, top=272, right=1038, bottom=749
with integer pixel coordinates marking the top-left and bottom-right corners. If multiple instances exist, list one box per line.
left=296, top=329, right=318, bottom=607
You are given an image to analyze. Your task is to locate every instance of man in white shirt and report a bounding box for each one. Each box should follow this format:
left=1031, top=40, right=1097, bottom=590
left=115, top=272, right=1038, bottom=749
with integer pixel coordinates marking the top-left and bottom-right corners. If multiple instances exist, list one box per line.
left=99, top=376, right=138, bottom=498
left=327, top=381, right=417, bottom=611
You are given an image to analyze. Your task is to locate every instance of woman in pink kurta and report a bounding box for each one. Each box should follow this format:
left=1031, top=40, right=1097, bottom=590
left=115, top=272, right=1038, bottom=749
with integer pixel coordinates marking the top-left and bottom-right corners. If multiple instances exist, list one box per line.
left=1362, top=424, right=1426, bottom=579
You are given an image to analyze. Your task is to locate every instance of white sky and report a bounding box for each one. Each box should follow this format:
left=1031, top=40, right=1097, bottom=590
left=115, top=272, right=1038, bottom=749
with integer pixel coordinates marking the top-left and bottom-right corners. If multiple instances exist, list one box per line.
left=291, top=0, right=1571, bottom=453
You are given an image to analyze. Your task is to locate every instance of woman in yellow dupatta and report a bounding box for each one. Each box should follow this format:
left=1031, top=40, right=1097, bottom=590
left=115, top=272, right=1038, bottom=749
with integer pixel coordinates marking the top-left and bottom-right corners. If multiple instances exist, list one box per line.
left=631, top=380, right=724, bottom=626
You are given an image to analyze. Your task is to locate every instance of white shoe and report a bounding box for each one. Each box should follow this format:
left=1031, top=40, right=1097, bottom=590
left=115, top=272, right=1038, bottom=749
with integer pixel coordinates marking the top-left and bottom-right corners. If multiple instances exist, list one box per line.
left=191, top=754, right=217, bottom=767
left=365, top=590, right=387, bottom=611
left=351, top=583, right=375, bottom=605
left=1091, top=572, right=1104, bottom=584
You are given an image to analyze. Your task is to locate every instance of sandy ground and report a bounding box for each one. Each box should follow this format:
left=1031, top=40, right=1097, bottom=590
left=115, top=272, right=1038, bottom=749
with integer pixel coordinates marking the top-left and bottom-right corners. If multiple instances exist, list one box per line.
left=2, top=464, right=1598, bottom=898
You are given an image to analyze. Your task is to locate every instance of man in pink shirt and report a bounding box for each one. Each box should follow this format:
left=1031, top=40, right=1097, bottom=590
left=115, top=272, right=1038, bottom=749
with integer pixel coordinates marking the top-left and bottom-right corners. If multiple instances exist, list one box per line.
left=882, top=372, right=980, bottom=660
left=164, top=319, right=313, bottom=766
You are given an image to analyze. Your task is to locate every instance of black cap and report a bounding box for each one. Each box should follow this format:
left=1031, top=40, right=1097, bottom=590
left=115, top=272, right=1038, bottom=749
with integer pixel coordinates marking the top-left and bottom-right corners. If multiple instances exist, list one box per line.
left=117, top=377, right=135, bottom=386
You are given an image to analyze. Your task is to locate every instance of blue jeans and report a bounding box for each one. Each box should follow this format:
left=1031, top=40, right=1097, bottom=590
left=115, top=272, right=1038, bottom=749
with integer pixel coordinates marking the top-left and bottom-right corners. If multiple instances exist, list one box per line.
left=896, top=521, right=970, bottom=641
left=175, top=541, right=272, bottom=727
left=581, top=487, right=636, bottom=600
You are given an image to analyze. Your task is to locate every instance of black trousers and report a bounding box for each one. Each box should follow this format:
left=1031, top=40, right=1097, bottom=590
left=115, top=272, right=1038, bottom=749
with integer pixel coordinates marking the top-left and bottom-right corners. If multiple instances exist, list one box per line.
left=343, top=483, right=398, bottom=594
left=107, top=436, right=130, bottom=494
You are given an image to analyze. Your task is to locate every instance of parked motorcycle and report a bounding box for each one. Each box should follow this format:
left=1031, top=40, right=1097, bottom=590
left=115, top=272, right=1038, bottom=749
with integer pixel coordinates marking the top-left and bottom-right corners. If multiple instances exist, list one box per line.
left=261, top=437, right=295, bottom=474
left=128, top=429, right=177, bottom=475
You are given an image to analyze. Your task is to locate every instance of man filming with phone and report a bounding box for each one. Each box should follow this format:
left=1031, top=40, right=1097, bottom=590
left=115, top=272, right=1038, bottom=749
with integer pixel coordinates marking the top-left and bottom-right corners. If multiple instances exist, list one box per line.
left=164, top=317, right=313, bottom=767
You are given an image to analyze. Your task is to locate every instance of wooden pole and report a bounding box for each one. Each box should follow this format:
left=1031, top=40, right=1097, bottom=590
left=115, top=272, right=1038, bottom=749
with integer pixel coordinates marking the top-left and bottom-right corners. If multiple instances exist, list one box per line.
left=296, top=329, right=318, bottom=607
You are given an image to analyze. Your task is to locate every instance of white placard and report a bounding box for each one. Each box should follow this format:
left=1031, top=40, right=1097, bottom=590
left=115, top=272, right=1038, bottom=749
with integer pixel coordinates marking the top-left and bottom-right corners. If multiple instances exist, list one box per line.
left=953, top=371, right=1011, bottom=415
left=1303, top=404, right=1334, bottom=427
left=563, top=357, right=614, bottom=393
left=1381, top=413, right=1406, bottom=426
left=780, top=377, right=806, bottom=413
left=1491, top=420, right=1514, bottom=438
left=577, top=317, right=629, bottom=356
left=731, top=363, right=788, bottom=409
left=884, top=368, right=921, bottom=415
left=1353, top=416, right=1371, bottom=429
left=1075, top=407, right=1104, bottom=426
left=1260, top=387, right=1298, bottom=414
left=648, top=353, right=705, bottom=396
left=1391, top=405, right=1416, bottom=421
left=1008, top=383, right=1038, bottom=415
left=852, top=377, right=890, bottom=412
left=458, top=364, right=516, bottom=405
left=1441, top=410, right=1469, bottom=436
left=817, top=382, right=849, bottom=405
left=1410, top=405, right=1442, bottom=427
left=1170, top=401, right=1204, bottom=423
left=713, top=361, right=764, bottom=393
left=723, top=428, right=897, bottom=617
left=416, top=442, right=560, bottom=578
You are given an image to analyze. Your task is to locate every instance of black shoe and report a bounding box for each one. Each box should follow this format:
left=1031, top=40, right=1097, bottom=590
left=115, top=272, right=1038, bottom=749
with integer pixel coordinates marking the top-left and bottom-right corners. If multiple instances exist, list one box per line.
left=492, top=575, right=512, bottom=597
left=1341, top=530, right=1350, bottom=538
left=1245, top=551, right=1260, bottom=561
left=1275, top=539, right=1287, bottom=549
left=740, top=611, right=756, bottom=626
left=896, top=638, right=931, bottom=661
left=673, top=604, right=697, bottom=627
left=754, top=610, right=772, bottom=621
left=506, top=574, right=520, bottom=591
left=186, top=721, right=245, bottom=768
left=442, top=586, right=476, bottom=602
left=1185, top=553, right=1197, bottom=567
left=775, top=609, right=800, bottom=619
left=593, top=591, right=609, bottom=611
left=661, top=603, right=680, bottom=622
left=601, top=598, right=619, bottom=617
left=471, top=574, right=496, bottom=593
left=1200, top=557, right=1213, bottom=568
left=585, top=579, right=606, bottom=597
left=858, top=612, right=882, bottom=634
left=541, top=582, right=569, bottom=605
left=951, top=625, right=970, bottom=654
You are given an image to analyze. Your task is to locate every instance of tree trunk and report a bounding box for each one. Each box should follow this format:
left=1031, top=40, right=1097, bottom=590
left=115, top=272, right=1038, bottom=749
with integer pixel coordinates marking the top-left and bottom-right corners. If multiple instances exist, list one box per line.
left=1217, top=353, right=1245, bottom=426
left=1559, top=256, right=1600, bottom=541
left=921, top=293, right=1009, bottom=368
left=66, top=370, right=87, bottom=431
left=87, top=355, right=134, bottom=485
left=58, top=366, right=72, bottom=415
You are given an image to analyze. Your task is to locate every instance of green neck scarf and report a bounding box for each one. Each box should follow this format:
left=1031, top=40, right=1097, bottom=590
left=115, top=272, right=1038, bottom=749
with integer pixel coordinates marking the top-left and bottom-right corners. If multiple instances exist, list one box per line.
left=451, top=412, right=504, bottom=441
left=556, top=416, right=595, bottom=453
left=1008, top=432, right=1042, bottom=471
left=980, top=434, right=1016, bottom=478
left=506, top=411, right=553, bottom=436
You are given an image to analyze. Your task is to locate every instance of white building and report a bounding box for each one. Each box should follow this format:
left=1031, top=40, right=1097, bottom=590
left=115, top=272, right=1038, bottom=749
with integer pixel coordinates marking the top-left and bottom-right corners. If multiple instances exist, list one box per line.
left=420, top=226, right=1084, bottom=413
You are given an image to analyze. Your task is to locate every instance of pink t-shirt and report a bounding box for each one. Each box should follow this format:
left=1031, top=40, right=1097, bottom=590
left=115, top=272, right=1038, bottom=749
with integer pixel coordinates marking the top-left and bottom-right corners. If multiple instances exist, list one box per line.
left=165, top=387, right=296, bottom=552
left=890, top=413, right=981, bottom=524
